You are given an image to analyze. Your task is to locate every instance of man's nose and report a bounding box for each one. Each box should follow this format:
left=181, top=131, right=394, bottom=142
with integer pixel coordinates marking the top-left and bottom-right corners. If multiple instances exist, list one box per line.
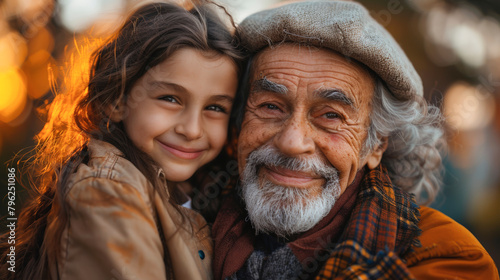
left=174, top=112, right=203, bottom=140
left=273, top=114, right=315, bottom=157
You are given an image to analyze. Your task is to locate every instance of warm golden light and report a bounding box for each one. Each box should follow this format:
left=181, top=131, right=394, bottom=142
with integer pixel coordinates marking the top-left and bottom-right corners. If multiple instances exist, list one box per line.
left=0, top=31, right=28, bottom=72
left=20, top=27, right=55, bottom=99
left=27, top=27, right=54, bottom=55
left=24, top=50, right=55, bottom=99
left=0, top=69, right=28, bottom=123
left=443, top=81, right=496, bottom=131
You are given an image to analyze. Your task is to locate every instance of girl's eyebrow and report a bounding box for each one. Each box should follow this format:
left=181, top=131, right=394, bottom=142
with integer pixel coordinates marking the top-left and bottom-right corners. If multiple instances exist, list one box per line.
left=149, top=80, right=186, bottom=92
left=149, top=80, right=234, bottom=102
left=210, top=95, right=234, bottom=103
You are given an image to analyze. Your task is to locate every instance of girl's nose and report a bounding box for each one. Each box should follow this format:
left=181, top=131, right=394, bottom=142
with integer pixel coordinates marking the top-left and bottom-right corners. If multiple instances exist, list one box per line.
left=174, top=113, right=203, bottom=140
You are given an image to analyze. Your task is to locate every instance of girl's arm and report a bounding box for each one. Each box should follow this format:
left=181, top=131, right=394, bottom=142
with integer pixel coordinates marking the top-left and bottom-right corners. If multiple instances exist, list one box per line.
left=60, top=177, right=167, bottom=280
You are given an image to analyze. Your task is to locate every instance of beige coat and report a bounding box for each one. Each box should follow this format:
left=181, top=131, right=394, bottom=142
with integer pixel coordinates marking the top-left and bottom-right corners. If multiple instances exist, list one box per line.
left=46, top=139, right=212, bottom=280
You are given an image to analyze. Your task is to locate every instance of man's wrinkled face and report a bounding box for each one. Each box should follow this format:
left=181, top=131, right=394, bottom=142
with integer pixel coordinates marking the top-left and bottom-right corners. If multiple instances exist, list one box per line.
left=238, top=44, right=378, bottom=236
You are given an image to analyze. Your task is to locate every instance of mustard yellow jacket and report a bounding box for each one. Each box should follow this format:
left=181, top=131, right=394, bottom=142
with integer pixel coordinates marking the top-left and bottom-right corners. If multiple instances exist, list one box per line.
left=407, top=206, right=499, bottom=279
left=46, top=139, right=212, bottom=280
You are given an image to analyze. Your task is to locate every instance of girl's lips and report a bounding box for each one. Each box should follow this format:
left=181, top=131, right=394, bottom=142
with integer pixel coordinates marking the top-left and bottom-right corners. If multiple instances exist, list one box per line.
left=158, top=141, right=204, bottom=160
left=263, top=166, right=323, bottom=188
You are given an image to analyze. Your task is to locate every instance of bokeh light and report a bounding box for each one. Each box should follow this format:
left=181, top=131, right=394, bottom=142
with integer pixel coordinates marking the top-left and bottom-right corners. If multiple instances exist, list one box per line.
left=58, top=0, right=102, bottom=32
left=0, top=31, right=28, bottom=72
left=0, top=69, right=28, bottom=123
left=24, top=27, right=55, bottom=99
left=451, top=24, right=486, bottom=68
left=443, top=81, right=495, bottom=131
left=58, top=0, right=125, bottom=33
left=422, top=1, right=500, bottom=71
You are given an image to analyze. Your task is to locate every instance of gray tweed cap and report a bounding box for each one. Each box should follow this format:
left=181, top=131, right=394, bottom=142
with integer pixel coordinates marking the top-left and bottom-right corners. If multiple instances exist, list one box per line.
left=238, top=0, right=423, bottom=99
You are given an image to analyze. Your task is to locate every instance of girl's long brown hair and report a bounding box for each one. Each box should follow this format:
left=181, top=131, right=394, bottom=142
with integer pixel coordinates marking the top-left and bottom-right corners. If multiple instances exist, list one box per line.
left=0, top=2, right=244, bottom=279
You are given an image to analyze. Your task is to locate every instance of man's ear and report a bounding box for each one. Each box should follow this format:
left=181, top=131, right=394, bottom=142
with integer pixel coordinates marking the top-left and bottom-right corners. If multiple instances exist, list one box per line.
left=106, top=100, right=126, bottom=122
left=365, top=137, right=388, bottom=169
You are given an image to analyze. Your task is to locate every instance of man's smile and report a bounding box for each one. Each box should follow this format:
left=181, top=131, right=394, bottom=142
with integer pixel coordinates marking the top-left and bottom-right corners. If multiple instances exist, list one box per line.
left=261, top=165, right=324, bottom=188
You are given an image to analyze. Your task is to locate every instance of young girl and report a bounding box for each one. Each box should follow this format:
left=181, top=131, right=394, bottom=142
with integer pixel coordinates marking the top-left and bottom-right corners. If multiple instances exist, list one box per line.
left=0, top=1, right=243, bottom=279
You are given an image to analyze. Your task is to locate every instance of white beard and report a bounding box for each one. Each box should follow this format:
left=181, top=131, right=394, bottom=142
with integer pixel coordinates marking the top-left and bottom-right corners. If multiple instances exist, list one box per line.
left=240, top=145, right=341, bottom=238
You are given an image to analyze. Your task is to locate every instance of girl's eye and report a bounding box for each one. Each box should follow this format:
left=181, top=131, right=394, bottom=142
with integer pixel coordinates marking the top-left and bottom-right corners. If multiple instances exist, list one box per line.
left=206, top=105, right=227, bottom=113
left=159, top=95, right=179, bottom=103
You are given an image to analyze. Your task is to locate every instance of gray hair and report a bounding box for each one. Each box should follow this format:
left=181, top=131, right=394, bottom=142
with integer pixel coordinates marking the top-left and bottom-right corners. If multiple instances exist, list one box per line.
left=364, top=78, right=446, bottom=205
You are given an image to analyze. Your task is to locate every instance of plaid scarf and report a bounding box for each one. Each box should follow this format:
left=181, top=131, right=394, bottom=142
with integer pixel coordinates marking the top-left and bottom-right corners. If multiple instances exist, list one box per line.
left=316, top=164, right=421, bottom=279
left=213, top=165, right=421, bottom=279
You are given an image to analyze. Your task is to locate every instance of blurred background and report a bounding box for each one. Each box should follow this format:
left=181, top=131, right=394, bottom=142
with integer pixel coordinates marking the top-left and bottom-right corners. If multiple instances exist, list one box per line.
left=1, top=0, right=499, bottom=265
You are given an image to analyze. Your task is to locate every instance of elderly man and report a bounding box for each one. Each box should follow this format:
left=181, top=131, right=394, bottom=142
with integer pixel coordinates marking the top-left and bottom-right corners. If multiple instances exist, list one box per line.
left=212, top=1, right=498, bottom=279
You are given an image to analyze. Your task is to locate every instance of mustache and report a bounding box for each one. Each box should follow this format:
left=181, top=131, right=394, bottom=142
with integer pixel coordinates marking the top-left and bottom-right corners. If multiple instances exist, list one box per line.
left=243, top=144, right=338, bottom=181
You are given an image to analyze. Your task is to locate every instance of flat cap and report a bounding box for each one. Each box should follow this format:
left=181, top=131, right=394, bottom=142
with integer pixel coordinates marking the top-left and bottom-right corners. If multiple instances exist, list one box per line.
left=238, top=0, right=423, bottom=99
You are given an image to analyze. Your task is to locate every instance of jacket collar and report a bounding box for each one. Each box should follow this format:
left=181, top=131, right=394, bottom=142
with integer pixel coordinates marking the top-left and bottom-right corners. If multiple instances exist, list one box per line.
left=87, top=138, right=124, bottom=158
left=87, top=138, right=166, bottom=180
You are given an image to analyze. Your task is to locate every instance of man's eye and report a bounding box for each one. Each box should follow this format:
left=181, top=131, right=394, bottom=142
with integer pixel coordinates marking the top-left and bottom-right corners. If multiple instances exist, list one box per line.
left=263, top=104, right=280, bottom=110
left=324, top=112, right=340, bottom=119
left=253, top=102, right=285, bottom=119
left=159, top=95, right=178, bottom=103
left=206, top=105, right=227, bottom=113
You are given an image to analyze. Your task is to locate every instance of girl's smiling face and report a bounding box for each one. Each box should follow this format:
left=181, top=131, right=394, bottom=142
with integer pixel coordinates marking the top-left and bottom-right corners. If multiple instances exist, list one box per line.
left=119, top=48, right=238, bottom=182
